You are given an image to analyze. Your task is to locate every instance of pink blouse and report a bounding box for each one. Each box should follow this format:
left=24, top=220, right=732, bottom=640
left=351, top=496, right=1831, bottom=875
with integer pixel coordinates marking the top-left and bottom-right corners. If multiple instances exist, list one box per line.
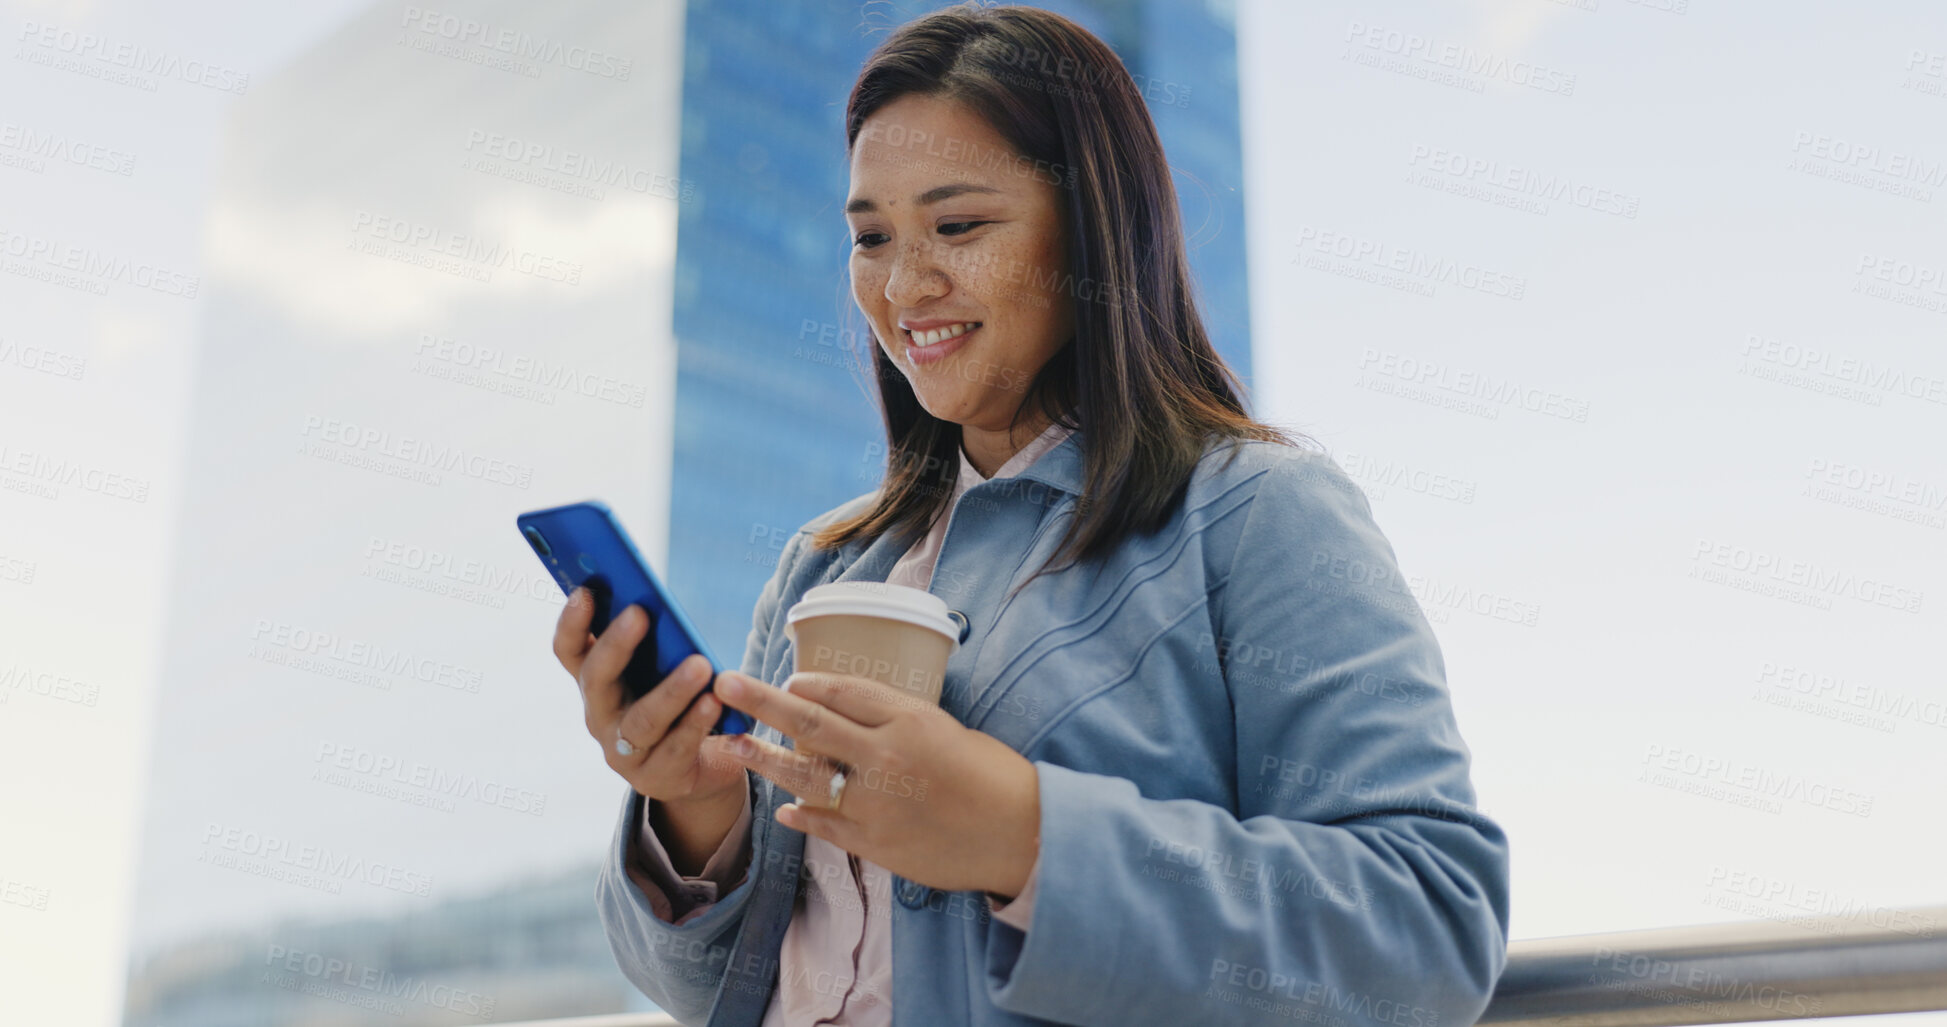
left=626, top=423, right=1073, bottom=1025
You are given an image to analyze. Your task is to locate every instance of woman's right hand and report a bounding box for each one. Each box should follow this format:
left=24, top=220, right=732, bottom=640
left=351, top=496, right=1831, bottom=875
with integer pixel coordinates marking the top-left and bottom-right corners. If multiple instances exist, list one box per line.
left=554, top=587, right=748, bottom=809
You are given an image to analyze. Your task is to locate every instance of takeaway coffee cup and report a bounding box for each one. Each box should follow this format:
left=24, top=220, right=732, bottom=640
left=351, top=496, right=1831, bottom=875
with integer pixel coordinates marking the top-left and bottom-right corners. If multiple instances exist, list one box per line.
left=783, top=582, right=960, bottom=706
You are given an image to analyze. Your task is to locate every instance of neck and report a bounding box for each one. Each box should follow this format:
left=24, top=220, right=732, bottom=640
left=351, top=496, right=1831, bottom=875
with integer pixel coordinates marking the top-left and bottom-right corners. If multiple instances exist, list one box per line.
left=959, top=413, right=1052, bottom=479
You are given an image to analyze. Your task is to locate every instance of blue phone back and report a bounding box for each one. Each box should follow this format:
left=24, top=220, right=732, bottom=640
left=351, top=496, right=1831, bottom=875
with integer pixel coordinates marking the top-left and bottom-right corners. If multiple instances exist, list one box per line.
left=516, top=500, right=751, bottom=735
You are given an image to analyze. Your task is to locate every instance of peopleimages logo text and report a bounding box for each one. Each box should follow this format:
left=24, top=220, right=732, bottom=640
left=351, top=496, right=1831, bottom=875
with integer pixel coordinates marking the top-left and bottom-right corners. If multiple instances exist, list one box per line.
left=264, top=945, right=494, bottom=1017
left=398, top=8, right=631, bottom=79
left=15, top=20, right=250, bottom=93
left=201, top=823, right=433, bottom=896
left=299, top=414, right=534, bottom=489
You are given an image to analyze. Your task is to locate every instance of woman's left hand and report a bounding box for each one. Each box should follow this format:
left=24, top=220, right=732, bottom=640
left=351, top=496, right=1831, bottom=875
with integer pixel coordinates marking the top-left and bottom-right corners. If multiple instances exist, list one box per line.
left=712, top=669, right=1040, bottom=899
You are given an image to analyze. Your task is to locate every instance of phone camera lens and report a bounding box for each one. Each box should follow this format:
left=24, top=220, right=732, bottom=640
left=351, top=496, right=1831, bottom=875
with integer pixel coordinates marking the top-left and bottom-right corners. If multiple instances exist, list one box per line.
left=522, top=526, right=552, bottom=558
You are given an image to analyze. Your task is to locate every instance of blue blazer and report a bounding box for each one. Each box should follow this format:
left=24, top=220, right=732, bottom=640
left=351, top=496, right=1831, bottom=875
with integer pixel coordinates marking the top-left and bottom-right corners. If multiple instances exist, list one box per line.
left=598, top=431, right=1511, bottom=1026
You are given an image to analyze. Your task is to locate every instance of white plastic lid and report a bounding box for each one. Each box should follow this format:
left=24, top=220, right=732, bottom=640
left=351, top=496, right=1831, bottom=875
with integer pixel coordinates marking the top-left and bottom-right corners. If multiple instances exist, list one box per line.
left=784, top=581, right=960, bottom=646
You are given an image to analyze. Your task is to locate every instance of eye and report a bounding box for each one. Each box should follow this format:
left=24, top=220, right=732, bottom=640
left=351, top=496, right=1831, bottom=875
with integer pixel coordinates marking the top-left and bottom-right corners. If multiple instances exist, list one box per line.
left=852, top=231, right=888, bottom=250
left=938, top=221, right=993, bottom=237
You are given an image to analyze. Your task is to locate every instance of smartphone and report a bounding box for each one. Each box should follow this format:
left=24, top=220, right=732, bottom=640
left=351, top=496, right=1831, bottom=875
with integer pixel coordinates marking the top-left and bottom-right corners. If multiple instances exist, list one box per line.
left=516, top=500, right=751, bottom=735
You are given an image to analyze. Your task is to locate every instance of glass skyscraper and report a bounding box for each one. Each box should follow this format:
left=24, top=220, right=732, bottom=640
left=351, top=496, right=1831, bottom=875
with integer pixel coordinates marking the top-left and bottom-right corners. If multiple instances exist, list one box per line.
left=670, top=0, right=1255, bottom=662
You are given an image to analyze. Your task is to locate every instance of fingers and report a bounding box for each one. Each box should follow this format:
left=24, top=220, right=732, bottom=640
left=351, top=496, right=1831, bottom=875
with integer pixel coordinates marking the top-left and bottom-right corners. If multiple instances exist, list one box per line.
left=715, top=671, right=871, bottom=761
left=552, top=585, right=598, bottom=675
left=616, top=653, right=712, bottom=739
left=578, top=603, right=649, bottom=731
left=623, top=656, right=716, bottom=767
left=780, top=671, right=923, bottom=727
left=729, top=733, right=846, bottom=809
left=776, top=801, right=864, bottom=847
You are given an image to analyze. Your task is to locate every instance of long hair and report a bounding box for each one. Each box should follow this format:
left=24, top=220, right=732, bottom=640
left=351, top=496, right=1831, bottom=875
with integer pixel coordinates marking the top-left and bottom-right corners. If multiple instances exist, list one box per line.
left=813, top=2, right=1307, bottom=575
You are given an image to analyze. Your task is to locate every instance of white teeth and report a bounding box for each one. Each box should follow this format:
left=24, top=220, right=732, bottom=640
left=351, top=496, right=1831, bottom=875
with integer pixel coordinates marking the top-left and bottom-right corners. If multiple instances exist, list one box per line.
left=909, top=322, right=977, bottom=347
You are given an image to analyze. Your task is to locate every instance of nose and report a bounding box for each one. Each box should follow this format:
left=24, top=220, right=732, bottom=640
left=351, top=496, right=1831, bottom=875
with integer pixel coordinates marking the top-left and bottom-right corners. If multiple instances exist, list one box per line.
left=884, top=236, right=949, bottom=309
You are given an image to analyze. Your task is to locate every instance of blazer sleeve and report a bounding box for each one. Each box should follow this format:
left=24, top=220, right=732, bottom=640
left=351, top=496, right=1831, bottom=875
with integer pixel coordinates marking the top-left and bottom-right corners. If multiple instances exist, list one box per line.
left=594, top=527, right=806, bottom=1022
left=981, top=451, right=1512, bottom=1027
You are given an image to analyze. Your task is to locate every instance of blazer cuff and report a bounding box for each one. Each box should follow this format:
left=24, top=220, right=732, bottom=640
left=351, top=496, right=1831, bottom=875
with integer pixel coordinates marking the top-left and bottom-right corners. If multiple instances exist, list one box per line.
left=986, top=850, right=1041, bottom=931
left=628, top=788, right=753, bottom=925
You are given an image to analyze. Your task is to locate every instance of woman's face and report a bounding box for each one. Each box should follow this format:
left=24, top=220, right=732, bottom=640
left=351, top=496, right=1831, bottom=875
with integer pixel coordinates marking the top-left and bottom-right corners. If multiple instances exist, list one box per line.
left=846, top=94, right=1073, bottom=433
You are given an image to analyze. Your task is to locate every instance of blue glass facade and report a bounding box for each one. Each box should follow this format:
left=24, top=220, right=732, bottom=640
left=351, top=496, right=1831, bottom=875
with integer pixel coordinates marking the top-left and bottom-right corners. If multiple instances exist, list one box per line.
left=670, top=0, right=1255, bottom=659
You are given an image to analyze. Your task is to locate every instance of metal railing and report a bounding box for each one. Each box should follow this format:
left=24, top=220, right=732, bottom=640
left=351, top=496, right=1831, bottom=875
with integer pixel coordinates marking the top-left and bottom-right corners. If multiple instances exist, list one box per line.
left=1481, top=904, right=1947, bottom=1026
left=492, top=1016, right=679, bottom=1027
left=498, top=906, right=1947, bottom=1027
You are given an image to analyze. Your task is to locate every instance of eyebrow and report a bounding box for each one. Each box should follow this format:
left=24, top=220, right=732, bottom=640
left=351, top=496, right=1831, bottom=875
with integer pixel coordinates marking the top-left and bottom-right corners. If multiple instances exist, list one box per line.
left=844, top=183, right=1002, bottom=215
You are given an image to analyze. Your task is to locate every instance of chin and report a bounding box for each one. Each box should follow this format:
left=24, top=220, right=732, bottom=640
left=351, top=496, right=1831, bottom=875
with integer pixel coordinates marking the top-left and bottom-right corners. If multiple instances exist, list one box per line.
left=911, top=392, right=981, bottom=427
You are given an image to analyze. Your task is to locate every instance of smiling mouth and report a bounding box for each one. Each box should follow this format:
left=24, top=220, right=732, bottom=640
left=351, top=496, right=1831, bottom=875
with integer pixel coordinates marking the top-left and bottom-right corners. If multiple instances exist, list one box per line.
left=904, top=322, right=982, bottom=348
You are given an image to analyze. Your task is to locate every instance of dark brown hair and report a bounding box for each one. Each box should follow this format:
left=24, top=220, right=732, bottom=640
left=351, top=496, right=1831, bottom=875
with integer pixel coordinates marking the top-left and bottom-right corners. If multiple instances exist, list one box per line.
left=813, top=2, right=1306, bottom=575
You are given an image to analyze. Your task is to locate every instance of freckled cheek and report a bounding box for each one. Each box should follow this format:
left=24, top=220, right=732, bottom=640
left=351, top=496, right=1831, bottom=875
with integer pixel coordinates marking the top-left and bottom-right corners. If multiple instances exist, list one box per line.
left=848, top=256, right=874, bottom=298
left=959, top=243, right=1025, bottom=311
left=851, top=263, right=890, bottom=322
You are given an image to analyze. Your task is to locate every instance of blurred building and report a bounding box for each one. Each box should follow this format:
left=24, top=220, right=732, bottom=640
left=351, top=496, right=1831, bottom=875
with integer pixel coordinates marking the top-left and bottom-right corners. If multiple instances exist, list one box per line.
left=124, top=863, right=635, bottom=1027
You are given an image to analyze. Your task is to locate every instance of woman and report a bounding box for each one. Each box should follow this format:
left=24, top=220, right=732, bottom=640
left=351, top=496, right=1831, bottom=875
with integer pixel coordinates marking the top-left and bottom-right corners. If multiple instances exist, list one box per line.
left=554, top=5, right=1510, bottom=1025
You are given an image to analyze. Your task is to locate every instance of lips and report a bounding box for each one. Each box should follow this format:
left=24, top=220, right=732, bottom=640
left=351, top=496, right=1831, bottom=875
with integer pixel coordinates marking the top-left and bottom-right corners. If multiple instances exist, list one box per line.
left=897, top=320, right=981, bottom=366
